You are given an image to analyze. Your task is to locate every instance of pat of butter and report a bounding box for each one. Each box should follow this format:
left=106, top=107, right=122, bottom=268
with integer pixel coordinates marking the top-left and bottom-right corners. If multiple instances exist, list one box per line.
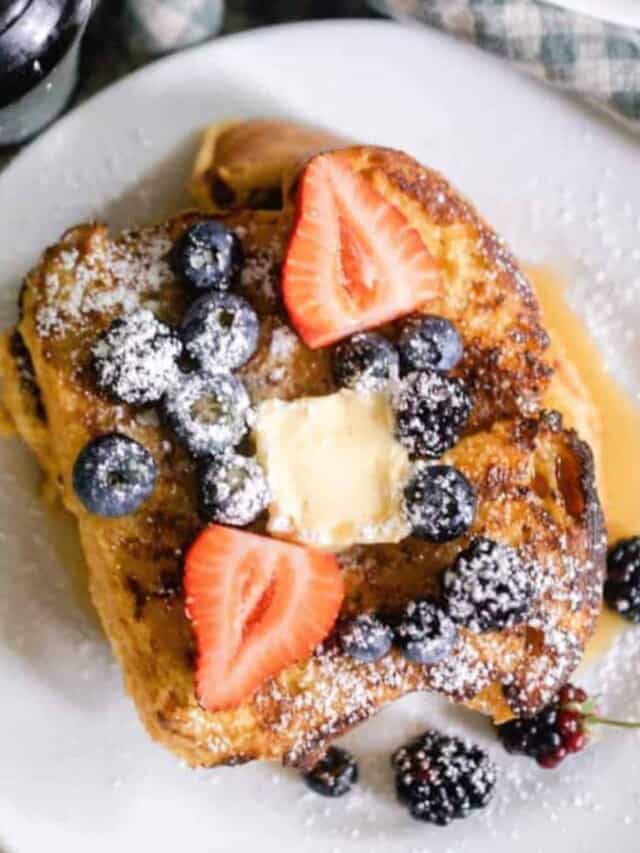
left=253, top=389, right=411, bottom=549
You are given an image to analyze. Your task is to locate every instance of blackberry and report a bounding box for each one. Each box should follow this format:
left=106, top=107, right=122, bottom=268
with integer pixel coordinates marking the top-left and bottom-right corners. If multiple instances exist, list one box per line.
left=404, top=464, right=476, bottom=542
left=332, top=332, right=399, bottom=393
left=338, top=614, right=393, bottom=663
left=180, top=291, right=259, bottom=374
left=92, top=309, right=182, bottom=405
left=392, top=599, right=458, bottom=665
left=496, top=683, right=640, bottom=769
left=303, top=747, right=358, bottom=797
left=199, top=452, right=269, bottom=527
left=392, top=731, right=497, bottom=824
left=162, top=372, right=252, bottom=457
left=72, top=434, right=157, bottom=517
left=398, top=315, right=463, bottom=374
left=499, top=707, right=567, bottom=769
left=442, top=537, right=535, bottom=633
left=173, top=220, right=243, bottom=292
left=604, top=537, right=640, bottom=622
left=394, top=371, right=472, bottom=459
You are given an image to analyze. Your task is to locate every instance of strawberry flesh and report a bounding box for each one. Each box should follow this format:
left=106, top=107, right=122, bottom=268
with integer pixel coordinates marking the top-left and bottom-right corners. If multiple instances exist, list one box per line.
left=283, top=150, right=442, bottom=348
left=185, top=525, right=344, bottom=711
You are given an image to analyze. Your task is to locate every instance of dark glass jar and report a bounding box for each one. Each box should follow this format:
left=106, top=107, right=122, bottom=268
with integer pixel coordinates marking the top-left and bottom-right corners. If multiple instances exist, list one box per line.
left=0, top=0, right=92, bottom=146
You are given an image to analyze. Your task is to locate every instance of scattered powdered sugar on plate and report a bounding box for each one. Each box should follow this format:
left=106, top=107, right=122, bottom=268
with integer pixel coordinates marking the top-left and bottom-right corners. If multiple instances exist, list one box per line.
left=277, top=623, right=640, bottom=850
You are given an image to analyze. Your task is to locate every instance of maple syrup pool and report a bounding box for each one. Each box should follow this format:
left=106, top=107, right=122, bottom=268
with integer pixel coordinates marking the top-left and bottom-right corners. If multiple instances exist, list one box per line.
left=527, top=266, right=640, bottom=664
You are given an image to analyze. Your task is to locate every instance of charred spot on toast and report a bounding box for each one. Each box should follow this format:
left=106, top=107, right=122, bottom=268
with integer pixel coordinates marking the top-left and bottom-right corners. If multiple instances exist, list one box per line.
left=125, top=569, right=184, bottom=621
left=18, top=282, right=27, bottom=321
left=211, top=176, right=235, bottom=209
left=221, top=754, right=256, bottom=767
left=9, top=331, right=46, bottom=422
left=125, top=576, right=146, bottom=621
left=153, top=569, right=183, bottom=601
left=564, top=426, right=607, bottom=601
left=556, top=448, right=586, bottom=517
left=246, top=186, right=283, bottom=211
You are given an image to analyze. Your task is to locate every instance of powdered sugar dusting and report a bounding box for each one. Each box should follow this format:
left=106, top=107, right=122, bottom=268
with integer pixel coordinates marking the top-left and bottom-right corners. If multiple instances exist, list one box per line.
left=36, top=228, right=173, bottom=337
left=393, top=370, right=472, bottom=458
left=91, top=308, right=182, bottom=405
left=443, top=538, right=538, bottom=633
left=269, top=325, right=299, bottom=361
left=240, top=242, right=282, bottom=304
left=199, top=452, right=269, bottom=527
left=162, top=372, right=252, bottom=458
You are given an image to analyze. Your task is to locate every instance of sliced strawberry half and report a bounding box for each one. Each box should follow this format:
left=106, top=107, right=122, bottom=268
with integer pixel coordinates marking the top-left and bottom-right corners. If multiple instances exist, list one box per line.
left=184, top=525, right=344, bottom=712
left=282, top=149, right=442, bottom=348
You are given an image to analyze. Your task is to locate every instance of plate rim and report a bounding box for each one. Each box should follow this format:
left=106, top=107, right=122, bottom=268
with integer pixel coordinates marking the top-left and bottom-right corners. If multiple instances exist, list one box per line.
left=1, top=14, right=626, bottom=196
left=1, top=15, right=639, bottom=853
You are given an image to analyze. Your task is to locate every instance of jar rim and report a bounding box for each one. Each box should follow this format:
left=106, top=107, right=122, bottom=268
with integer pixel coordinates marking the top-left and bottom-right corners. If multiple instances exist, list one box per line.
left=0, top=0, right=92, bottom=108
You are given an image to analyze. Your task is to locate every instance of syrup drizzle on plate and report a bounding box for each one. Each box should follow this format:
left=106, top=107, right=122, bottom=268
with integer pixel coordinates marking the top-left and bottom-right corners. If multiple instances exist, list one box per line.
left=527, top=266, right=640, bottom=664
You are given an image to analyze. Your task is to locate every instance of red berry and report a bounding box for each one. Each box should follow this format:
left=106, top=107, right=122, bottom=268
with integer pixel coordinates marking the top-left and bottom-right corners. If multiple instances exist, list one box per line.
left=558, top=683, right=587, bottom=706
left=282, top=150, right=442, bottom=348
left=565, top=731, right=587, bottom=754
left=184, top=526, right=343, bottom=711
left=558, top=685, right=572, bottom=705
left=557, top=709, right=580, bottom=737
left=538, top=747, right=567, bottom=769
left=499, top=680, right=640, bottom=770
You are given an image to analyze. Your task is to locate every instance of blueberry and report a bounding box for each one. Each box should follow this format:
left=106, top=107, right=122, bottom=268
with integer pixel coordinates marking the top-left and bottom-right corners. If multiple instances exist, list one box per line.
left=392, top=599, right=458, bottom=665
left=72, top=434, right=157, bottom=517
left=92, top=309, right=182, bottom=405
left=332, top=332, right=399, bottom=392
left=199, top=452, right=269, bottom=526
left=181, top=292, right=259, bottom=374
left=338, top=614, right=393, bottom=663
left=399, top=315, right=463, bottom=374
left=162, top=372, right=252, bottom=457
left=173, top=220, right=243, bottom=291
left=394, top=371, right=472, bottom=458
left=404, top=464, right=476, bottom=542
left=303, top=747, right=358, bottom=797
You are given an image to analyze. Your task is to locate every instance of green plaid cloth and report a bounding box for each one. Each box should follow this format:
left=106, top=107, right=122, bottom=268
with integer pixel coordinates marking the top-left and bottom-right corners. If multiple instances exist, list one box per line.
left=370, top=0, right=640, bottom=125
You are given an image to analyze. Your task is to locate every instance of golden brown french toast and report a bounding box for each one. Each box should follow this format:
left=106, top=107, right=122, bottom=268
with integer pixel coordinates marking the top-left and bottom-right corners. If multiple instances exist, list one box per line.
left=0, top=135, right=605, bottom=768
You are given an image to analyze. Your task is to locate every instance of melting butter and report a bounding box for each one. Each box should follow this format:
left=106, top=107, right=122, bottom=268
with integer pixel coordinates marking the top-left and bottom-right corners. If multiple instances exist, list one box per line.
left=254, top=389, right=411, bottom=549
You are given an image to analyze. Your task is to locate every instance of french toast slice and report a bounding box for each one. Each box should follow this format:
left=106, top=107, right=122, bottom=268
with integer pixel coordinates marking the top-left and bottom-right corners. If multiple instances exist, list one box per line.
left=0, top=142, right=605, bottom=768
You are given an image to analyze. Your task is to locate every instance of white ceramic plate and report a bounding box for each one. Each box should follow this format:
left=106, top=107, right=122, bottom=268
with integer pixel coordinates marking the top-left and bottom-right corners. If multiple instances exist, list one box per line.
left=1, top=19, right=639, bottom=853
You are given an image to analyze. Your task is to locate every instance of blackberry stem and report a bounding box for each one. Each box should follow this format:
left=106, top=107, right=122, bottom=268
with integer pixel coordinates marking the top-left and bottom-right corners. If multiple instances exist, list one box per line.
left=585, top=715, right=640, bottom=729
